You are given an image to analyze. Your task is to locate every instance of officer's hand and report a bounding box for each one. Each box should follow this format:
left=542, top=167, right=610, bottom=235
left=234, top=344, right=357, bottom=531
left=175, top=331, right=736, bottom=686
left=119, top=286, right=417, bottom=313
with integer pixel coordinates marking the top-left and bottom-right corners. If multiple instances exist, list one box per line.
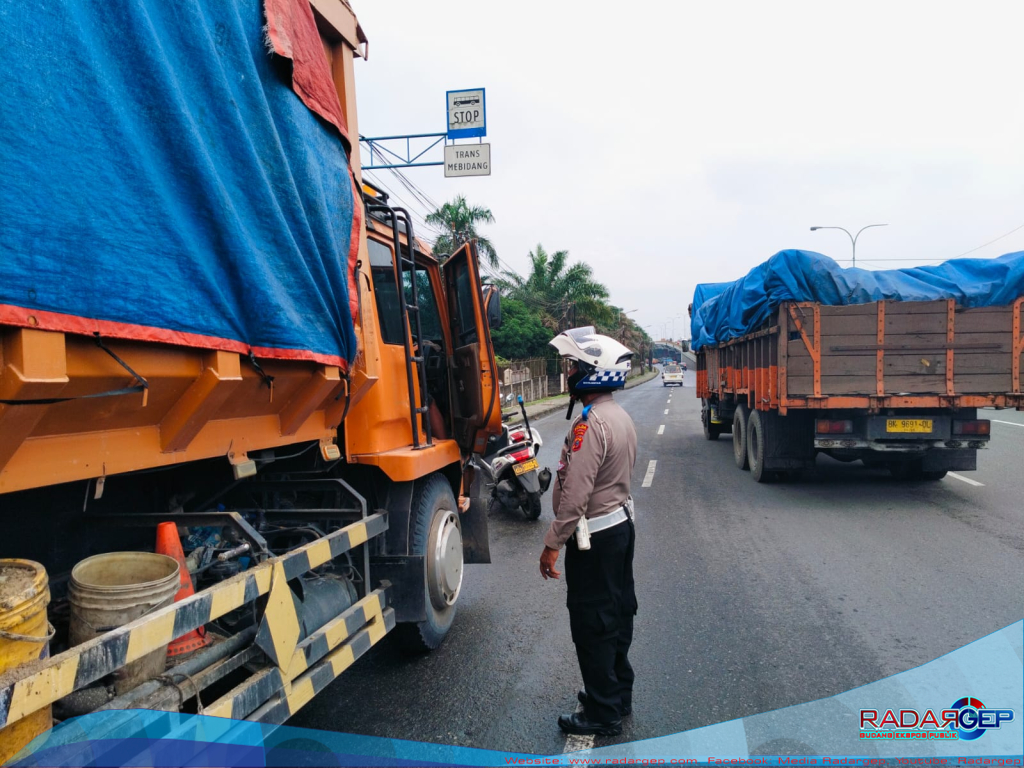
left=539, top=546, right=561, bottom=580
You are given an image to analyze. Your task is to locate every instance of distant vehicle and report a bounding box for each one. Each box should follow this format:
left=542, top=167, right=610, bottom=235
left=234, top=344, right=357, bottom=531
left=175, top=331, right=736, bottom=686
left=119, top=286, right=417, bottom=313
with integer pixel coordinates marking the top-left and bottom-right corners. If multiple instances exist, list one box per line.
left=662, top=364, right=683, bottom=387
left=694, top=262, right=1021, bottom=482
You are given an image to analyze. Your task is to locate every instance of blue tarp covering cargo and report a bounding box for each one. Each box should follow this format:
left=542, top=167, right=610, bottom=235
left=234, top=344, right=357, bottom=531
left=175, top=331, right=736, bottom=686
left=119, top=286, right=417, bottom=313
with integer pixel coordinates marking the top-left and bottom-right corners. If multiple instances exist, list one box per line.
left=0, top=0, right=360, bottom=368
left=691, top=250, right=1024, bottom=351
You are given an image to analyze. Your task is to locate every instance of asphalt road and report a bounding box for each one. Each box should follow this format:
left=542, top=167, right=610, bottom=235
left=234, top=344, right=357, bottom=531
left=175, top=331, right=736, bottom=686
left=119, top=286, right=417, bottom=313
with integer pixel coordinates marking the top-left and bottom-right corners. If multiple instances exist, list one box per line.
left=292, top=374, right=1024, bottom=756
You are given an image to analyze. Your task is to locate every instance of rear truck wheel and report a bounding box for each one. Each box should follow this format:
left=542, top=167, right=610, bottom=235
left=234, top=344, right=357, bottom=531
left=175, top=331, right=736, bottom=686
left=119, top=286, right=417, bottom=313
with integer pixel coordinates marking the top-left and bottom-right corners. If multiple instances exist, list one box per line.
left=888, top=460, right=923, bottom=480
left=889, top=461, right=947, bottom=481
left=702, top=400, right=722, bottom=441
left=746, top=409, right=774, bottom=483
left=524, top=493, right=542, bottom=520
left=396, top=474, right=463, bottom=653
left=733, top=404, right=749, bottom=470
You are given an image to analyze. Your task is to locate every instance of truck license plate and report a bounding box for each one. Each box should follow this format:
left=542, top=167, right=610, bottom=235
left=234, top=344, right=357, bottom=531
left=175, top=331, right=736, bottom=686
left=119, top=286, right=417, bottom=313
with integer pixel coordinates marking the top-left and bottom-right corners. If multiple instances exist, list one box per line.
left=513, top=458, right=538, bottom=476
left=886, top=419, right=933, bottom=433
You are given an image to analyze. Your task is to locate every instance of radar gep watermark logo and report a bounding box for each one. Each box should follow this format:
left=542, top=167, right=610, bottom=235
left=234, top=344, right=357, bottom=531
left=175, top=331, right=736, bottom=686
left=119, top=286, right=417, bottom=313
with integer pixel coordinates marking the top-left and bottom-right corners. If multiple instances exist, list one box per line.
left=860, top=697, right=1014, bottom=741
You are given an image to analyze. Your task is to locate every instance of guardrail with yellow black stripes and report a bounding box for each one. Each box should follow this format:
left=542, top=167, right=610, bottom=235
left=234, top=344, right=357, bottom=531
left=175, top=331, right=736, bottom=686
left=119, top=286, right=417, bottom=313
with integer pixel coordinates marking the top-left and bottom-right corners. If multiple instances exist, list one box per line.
left=0, top=512, right=390, bottom=730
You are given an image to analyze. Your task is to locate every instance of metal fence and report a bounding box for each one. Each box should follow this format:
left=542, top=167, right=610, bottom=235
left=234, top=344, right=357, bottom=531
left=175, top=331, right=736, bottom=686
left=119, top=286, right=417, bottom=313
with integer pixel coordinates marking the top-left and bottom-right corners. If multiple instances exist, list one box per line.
left=497, top=358, right=551, bottom=404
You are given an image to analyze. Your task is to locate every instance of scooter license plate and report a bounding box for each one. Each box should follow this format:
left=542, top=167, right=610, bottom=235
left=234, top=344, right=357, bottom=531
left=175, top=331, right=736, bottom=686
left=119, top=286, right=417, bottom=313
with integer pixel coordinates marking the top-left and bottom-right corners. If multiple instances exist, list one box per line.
left=513, top=458, right=539, bottom=476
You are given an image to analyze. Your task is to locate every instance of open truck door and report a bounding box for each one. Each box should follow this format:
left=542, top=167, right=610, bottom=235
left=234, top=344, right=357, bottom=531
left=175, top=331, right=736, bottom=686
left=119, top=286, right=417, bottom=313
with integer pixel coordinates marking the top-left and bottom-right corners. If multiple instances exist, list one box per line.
left=443, top=242, right=502, bottom=457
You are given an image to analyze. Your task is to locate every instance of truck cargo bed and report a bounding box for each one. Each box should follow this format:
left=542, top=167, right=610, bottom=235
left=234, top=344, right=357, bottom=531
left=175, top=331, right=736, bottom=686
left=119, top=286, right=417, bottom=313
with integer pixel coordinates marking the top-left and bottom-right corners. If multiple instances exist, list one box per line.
left=698, top=298, right=1024, bottom=412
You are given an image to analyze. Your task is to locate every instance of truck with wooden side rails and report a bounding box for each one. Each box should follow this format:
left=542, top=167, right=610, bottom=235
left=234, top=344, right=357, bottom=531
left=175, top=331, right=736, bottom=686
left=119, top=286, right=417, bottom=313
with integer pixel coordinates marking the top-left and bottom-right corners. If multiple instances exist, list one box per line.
left=0, top=0, right=503, bottom=757
left=691, top=254, right=1024, bottom=483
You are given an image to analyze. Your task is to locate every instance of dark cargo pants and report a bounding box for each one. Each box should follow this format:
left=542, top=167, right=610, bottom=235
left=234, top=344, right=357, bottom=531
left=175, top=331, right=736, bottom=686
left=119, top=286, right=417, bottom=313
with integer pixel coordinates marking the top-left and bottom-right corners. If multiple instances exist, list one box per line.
left=564, top=519, right=636, bottom=724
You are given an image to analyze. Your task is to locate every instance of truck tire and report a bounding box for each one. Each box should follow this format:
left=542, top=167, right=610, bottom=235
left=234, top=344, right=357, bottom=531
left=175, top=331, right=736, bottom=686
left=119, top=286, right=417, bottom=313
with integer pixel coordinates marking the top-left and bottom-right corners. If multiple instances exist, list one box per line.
left=733, top=404, right=749, bottom=470
left=395, top=474, right=463, bottom=653
left=746, top=410, right=774, bottom=483
left=702, top=400, right=721, bottom=441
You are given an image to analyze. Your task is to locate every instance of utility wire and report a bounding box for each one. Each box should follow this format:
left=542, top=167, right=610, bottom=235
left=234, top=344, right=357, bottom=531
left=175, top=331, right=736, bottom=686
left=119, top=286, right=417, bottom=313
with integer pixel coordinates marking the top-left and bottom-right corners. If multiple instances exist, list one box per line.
left=366, top=168, right=623, bottom=321
left=834, top=221, right=1024, bottom=266
left=835, top=258, right=943, bottom=263
left=948, top=221, right=1024, bottom=259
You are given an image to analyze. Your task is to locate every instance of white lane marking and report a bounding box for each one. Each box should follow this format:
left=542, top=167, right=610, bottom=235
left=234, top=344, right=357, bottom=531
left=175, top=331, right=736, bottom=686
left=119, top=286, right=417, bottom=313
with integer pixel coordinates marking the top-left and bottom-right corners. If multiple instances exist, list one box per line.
left=642, top=460, right=657, bottom=487
left=992, top=419, right=1024, bottom=428
left=658, top=425, right=665, bottom=435
left=564, top=734, right=595, bottom=752
left=664, top=409, right=669, bottom=415
left=949, top=472, right=984, bottom=487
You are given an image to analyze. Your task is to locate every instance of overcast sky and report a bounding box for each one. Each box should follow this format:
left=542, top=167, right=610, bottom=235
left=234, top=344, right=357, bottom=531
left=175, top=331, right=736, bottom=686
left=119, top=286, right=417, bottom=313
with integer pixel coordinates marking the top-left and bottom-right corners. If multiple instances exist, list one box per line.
left=350, top=0, right=1024, bottom=340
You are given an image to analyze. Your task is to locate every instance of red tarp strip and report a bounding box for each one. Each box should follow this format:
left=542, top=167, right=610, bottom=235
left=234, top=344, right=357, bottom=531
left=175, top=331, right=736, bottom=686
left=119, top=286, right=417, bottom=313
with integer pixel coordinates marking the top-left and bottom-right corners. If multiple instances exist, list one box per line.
left=264, top=0, right=350, bottom=142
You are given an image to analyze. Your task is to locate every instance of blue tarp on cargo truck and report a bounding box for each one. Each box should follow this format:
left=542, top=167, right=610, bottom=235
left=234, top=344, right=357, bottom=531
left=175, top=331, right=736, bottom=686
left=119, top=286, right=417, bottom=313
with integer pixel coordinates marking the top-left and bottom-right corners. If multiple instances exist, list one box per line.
left=691, top=250, right=1024, bottom=351
left=0, top=0, right=360, bottom=367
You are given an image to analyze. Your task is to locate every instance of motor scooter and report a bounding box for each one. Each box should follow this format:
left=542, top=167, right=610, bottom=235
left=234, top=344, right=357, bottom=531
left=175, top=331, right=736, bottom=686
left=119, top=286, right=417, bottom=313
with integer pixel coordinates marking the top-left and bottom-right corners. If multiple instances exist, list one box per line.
left=473, top=394, right=552, bottom=519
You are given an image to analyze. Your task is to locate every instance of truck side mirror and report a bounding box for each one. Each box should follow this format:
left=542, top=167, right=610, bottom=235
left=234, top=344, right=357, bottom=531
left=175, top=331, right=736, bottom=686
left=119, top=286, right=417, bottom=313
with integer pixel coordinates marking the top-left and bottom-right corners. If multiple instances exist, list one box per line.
left=484, top=286, right=502, bottom=330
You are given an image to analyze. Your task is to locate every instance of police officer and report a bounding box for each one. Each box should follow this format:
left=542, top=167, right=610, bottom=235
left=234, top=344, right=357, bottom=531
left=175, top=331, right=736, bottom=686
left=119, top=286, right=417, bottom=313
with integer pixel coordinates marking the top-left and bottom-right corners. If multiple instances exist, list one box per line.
left=539, top=327, right=638, bottom=737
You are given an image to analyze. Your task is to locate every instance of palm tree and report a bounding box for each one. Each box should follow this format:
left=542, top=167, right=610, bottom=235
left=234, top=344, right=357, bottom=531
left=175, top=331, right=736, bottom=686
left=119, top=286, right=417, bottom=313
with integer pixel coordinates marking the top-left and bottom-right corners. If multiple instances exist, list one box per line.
left=498, top=244, right=612, bottom=330
left=425, top=195, right=498, bottom=266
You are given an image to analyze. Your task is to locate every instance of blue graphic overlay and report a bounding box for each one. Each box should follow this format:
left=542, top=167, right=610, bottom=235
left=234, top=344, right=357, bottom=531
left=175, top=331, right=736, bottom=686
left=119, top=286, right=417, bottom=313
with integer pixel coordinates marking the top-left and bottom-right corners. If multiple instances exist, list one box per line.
left=10, top=623, right=1021, bottom=765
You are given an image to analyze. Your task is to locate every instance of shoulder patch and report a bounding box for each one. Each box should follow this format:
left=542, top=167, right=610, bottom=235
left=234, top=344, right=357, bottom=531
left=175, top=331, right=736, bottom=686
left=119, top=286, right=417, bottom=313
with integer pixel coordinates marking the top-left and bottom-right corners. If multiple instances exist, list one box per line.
left=571, top=422, right=589, bottom=452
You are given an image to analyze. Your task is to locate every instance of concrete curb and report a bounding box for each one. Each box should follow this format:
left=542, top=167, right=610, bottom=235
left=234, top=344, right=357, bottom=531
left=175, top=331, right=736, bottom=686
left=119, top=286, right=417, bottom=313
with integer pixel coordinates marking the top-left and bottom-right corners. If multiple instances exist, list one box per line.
left=506, top=369, right=661, bottom=424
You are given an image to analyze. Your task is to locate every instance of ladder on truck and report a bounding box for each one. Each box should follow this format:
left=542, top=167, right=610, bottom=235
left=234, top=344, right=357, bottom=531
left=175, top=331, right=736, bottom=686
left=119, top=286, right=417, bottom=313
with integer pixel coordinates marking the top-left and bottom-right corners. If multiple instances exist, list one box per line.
left=365, top=198, right=433, bottom=448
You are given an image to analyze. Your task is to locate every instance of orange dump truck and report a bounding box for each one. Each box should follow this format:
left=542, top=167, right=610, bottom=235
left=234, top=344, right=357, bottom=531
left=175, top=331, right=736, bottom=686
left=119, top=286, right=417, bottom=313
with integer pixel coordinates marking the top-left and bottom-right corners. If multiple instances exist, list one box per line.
left=0, top=0, right=501, bottom=752
left=691, top=252, right=1024, bottom=483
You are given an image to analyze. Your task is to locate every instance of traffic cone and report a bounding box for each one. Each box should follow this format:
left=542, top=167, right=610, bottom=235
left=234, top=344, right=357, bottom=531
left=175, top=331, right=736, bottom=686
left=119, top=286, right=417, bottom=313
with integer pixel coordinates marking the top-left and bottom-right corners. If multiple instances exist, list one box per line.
left=156, top=521, right=211, bottom=657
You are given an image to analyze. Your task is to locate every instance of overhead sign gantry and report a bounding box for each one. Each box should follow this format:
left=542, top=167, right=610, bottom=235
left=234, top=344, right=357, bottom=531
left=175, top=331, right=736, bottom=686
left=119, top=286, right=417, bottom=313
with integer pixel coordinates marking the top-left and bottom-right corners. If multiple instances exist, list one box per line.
left=360, top=88, right=491, bottom=177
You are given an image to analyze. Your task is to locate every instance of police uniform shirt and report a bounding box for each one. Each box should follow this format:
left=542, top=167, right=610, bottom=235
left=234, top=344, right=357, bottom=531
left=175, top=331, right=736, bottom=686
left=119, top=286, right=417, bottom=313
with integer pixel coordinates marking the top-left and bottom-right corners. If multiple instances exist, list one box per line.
left=544, top=393, right=638, bottom=550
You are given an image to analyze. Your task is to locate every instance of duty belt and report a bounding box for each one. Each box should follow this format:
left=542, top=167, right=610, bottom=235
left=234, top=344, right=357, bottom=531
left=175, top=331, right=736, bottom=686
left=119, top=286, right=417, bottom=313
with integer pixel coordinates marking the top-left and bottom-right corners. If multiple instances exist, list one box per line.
left=586, top=497, right=635, bottom=534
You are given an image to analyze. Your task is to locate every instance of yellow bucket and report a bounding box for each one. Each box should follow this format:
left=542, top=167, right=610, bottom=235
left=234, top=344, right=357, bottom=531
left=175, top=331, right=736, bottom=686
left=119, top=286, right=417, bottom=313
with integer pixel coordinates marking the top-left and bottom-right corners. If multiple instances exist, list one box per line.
left=0, top=559, right=53, bottom=764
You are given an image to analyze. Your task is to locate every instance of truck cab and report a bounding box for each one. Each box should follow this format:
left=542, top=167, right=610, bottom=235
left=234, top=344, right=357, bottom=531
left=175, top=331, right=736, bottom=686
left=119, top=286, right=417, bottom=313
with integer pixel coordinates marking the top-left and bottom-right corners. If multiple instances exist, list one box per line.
left=0, top=0, right=502, bottom=750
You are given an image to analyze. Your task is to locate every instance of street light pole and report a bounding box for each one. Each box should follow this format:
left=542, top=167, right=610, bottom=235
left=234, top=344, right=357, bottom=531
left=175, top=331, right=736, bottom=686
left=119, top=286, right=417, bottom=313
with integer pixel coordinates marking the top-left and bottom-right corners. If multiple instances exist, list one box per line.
left=670, top=314, right=683, bottom=339
left=809, top=224, right=888, bottom=268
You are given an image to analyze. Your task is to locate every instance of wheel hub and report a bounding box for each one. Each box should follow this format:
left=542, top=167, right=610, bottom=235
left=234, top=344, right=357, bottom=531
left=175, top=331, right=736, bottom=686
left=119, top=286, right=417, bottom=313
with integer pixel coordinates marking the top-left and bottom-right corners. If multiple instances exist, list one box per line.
left=427, top=510, right=463, bottom=609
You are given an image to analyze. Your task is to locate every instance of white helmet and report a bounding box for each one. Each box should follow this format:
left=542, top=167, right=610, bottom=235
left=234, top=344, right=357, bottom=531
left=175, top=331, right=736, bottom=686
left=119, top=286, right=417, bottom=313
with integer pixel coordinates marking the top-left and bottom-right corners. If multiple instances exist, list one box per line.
left=549, top=326, right=634, bottom=393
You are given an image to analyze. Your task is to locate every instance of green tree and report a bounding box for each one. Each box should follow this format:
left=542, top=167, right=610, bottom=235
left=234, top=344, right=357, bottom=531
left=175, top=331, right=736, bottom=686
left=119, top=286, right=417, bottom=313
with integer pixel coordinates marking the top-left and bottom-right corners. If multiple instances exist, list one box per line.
left=497, top=244, right=612, bottom=330
left=425, top=195, right=498, bottom=266
left=489, top=298, right=553, bottom=359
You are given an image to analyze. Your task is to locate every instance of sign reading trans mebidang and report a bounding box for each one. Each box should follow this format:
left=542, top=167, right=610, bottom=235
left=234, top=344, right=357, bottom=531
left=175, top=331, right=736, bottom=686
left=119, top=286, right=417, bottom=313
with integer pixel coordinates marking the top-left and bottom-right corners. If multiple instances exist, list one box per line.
left=444, top=144, right=490, bottom=177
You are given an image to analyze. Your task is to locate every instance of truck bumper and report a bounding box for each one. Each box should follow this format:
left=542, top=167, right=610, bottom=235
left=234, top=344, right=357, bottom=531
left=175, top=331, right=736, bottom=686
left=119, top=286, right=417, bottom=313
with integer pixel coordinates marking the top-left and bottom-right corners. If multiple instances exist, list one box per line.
left=814, top=438, right=990, bottom=452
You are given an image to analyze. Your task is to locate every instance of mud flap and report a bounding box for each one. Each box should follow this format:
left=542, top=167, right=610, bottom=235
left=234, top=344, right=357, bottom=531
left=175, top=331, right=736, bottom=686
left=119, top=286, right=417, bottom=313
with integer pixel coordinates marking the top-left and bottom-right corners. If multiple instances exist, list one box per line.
left=518, top=469, right=541, bottom=493
left=460, top=493, right=491, bottom=564
left=764, top=411, right=816, bottom=471
left=921, top=449, right=977, bottom=472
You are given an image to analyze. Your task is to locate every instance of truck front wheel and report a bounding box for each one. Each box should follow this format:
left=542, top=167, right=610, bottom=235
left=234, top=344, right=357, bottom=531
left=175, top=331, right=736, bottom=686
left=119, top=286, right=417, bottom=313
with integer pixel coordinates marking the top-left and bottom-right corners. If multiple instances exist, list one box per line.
left=396, top=474, right=463, bottom=652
